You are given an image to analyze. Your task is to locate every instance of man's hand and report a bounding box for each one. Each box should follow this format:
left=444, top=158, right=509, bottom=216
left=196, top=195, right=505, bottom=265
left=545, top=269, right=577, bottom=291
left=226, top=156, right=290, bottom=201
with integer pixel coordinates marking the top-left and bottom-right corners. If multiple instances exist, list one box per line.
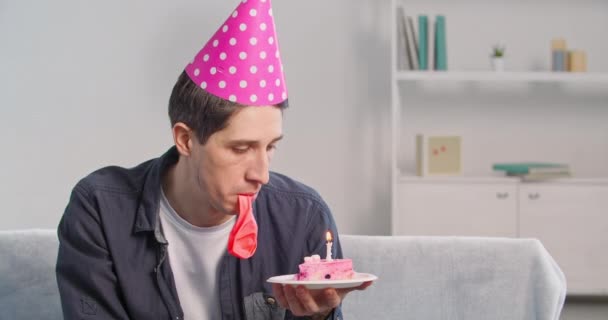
left=271, top=281, right=372, bottom=319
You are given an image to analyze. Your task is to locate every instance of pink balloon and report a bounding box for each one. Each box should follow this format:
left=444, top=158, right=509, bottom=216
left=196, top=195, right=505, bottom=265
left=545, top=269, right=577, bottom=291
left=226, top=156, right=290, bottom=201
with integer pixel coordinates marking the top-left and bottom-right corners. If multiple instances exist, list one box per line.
left=228, top=194, right=258, bottom=259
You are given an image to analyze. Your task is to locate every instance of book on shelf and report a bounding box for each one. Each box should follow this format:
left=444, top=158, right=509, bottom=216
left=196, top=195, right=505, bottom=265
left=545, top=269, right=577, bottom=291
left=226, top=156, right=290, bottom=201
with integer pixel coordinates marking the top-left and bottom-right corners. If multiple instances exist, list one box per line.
left=507, top=171, right=571, bottom=181
left=396, top=7, right=409, bottom=70
left=427, top=15, right=435, bottom=70
left=493, top=162, right=570, bottom=175
left=494, top=162, right=571, bottom=181
left=396, top=7, right=409, bottom=69
left=434, top=15, right=447, bottom=70
left=396, top=6, right=419, bottom=70
left=418, top=15, right=428, bottom=70
left=406, top=15, right=419, bottom=70
left=396, top=9, right=447, bottom=71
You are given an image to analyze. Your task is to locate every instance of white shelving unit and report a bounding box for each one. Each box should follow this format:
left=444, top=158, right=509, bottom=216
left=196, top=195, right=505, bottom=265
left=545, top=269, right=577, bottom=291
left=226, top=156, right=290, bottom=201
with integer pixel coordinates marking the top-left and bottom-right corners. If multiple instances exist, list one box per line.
left=390, top=0, right=608, bottom=296
left=389, top=0, right=608, bottom=219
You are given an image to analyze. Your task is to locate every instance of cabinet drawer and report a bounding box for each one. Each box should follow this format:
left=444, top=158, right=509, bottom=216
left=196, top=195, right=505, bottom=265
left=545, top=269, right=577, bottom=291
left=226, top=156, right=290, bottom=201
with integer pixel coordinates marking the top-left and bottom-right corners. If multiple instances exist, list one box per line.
left=393, top=182, right=518, bottom=237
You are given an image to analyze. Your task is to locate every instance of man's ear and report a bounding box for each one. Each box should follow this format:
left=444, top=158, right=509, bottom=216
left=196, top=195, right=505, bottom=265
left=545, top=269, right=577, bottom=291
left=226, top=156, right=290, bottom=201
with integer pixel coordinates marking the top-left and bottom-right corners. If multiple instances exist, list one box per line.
left=172, top=123, right=194, bottom=156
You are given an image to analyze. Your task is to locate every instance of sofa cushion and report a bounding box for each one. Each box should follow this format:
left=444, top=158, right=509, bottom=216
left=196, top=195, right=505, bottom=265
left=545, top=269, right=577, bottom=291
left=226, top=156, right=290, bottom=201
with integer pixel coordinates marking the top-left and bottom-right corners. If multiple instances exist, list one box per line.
left=0, top=229, right=62, bottom=320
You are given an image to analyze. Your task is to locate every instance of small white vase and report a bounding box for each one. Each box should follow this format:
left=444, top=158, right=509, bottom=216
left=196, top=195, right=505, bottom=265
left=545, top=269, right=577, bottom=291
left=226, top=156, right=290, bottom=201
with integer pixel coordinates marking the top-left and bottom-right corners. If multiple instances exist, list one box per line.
left=491, top=57, right=505, bottom=72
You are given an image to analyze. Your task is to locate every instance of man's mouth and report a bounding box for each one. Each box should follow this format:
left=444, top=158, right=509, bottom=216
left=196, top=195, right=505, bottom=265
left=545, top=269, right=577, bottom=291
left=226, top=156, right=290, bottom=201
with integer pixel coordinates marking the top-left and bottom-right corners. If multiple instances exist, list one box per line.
left=238, top=192, right=260, bottom=202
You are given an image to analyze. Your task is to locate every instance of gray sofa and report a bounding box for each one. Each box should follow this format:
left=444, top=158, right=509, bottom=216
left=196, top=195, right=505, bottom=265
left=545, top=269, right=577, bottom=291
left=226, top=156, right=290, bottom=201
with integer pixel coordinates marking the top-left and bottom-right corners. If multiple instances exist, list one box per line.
left=0, top=229, right=566, bottom=319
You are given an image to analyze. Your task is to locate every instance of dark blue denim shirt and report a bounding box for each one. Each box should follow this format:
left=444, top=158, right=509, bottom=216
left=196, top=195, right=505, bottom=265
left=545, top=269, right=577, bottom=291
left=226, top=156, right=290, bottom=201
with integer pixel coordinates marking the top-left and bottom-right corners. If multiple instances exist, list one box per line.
left=56, top=147, right=344, bottom=320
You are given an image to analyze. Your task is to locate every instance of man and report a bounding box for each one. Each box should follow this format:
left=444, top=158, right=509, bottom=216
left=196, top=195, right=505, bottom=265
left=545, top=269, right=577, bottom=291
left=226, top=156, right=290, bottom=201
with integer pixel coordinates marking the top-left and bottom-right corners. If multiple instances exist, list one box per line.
left=56, top=0, right=369, bottom=319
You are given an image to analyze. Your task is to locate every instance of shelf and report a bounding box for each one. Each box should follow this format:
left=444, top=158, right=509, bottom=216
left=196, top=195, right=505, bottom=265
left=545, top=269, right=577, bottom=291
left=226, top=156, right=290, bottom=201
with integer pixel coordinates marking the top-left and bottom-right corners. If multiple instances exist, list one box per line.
left=394, top=71, right=608, bottom=83
left=398, top=175, right=608, bottom=185
left=399, top=175, right=519, bottom=184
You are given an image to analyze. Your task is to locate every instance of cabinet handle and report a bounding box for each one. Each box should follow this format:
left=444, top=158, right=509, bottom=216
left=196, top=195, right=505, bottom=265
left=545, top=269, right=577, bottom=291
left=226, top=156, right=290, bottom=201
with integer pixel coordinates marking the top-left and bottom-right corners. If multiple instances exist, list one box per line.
left=496, top=192, right=509, bottom=199
left=528, top=192, right=540, bottom=200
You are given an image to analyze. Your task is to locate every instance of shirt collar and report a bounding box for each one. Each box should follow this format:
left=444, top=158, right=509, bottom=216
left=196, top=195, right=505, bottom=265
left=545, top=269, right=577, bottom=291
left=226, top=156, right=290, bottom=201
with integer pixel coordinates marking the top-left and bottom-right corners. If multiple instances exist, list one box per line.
left=133, top=146, right=179, bottom=237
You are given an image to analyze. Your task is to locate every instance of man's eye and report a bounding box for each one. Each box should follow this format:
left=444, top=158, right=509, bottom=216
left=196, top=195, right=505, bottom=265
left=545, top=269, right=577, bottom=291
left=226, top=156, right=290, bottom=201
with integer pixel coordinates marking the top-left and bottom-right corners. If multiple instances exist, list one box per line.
left=232, top=146, right=249, bottom=154
left=267, top=144, right=277, bottom=151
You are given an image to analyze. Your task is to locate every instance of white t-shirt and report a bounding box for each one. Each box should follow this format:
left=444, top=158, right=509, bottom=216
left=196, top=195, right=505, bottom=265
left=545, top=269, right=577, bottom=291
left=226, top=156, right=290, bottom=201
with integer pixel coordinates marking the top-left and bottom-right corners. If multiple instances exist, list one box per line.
left=159, top=188, right=235, bottom=320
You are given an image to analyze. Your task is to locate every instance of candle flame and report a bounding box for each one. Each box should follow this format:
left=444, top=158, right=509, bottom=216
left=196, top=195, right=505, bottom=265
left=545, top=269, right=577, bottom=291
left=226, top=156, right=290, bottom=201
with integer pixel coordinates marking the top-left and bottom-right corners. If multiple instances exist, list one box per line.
left=326, top=230, right=333, bottom=242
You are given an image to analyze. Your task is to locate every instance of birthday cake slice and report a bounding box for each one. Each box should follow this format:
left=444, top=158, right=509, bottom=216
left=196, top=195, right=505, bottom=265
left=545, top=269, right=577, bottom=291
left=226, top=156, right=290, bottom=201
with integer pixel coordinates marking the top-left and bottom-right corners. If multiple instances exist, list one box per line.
left=296, top=255, right=354, bottom=281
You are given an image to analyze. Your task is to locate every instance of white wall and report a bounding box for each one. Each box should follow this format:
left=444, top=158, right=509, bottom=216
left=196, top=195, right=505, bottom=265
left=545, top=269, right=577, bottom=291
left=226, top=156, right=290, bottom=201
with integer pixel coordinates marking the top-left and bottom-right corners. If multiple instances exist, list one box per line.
left=2, top=0, right=607, bottom=235
left=0, top=0, right=393, bottom=234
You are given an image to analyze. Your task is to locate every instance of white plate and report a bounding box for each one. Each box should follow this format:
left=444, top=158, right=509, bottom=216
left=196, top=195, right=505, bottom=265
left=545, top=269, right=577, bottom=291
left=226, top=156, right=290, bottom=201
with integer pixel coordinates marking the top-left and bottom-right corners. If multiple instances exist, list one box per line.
left=267, top=272, right=377, bottom=289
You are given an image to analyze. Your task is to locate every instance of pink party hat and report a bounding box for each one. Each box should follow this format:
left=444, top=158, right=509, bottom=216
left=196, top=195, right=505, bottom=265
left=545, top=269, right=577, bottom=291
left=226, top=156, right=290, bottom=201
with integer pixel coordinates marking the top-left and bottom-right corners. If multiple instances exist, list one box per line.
left=185, top=0, right=287, bottom=106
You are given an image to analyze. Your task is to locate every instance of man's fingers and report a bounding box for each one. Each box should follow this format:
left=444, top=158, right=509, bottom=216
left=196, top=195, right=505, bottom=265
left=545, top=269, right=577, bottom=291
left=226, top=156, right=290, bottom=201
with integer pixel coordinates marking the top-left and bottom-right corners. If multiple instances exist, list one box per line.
left=322, top=288, right=341, bottom=309
left=335, top=280, right=374, bottom=297
left=273, top=281, right=375, bottom=317
left=284, top=285, right=306, bottom=315
left=357, top=281, right=373, bottom=290
left=295, top=285, right=320, bottom=314
left=271, top=284, right=288, bottom=309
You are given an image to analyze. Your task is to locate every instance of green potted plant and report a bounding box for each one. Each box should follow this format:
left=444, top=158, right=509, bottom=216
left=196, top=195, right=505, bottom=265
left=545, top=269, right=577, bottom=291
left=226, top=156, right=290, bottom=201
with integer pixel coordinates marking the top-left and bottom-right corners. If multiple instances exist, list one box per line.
left=491, top=44, right=506, bottom=71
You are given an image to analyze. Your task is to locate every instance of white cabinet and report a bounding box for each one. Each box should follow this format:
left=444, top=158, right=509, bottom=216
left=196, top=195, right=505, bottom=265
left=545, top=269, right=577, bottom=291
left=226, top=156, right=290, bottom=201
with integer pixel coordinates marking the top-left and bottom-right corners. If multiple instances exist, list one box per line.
left=393, top=178, right=608, bottom=295
left=519, top=183, right=608, bottom=295
left=393, top=178, right=518, bottom=237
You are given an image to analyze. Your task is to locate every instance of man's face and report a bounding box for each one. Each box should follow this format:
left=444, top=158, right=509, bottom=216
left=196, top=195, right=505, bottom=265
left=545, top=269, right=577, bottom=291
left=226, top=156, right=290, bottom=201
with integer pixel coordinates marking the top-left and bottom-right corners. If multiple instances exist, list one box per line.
left=189, top=105, right=283, bottom=216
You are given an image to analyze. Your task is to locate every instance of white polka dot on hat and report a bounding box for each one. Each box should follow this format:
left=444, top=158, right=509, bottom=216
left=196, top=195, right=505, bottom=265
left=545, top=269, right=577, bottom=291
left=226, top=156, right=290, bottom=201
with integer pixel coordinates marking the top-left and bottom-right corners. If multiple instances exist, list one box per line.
left=185, top=0, right=287, bottom=106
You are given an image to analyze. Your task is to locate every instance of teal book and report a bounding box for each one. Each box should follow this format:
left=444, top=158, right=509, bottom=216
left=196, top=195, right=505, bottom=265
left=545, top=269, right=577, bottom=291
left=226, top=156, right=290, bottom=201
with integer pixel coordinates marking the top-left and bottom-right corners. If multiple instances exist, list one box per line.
left=493, top=162, right=570, bottom=175
left=418, top=15, right=428, bottom=70
left=434, top=15, right=447, bottom=70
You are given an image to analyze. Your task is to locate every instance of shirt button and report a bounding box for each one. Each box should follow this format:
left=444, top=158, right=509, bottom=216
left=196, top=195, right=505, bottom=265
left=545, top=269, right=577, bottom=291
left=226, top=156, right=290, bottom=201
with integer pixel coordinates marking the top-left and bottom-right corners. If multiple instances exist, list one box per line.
left=266, top=297, right=276, bottom=305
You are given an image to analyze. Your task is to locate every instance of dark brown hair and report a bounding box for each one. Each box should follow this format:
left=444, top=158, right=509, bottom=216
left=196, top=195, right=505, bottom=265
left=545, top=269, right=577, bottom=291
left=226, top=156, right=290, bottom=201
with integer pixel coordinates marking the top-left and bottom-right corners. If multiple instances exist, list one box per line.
left=168, top=71, right=288, bottom=144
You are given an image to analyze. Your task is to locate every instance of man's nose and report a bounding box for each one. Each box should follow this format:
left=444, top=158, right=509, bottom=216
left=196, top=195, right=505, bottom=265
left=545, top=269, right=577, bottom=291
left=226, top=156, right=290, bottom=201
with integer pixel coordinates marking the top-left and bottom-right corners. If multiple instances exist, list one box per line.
left=246, top=150, right=270, bottom=185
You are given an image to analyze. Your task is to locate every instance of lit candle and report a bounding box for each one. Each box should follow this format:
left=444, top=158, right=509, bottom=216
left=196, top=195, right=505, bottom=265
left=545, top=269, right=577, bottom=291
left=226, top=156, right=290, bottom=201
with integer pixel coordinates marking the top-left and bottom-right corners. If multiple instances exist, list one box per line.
left=325, top=230, right=333, bottom=261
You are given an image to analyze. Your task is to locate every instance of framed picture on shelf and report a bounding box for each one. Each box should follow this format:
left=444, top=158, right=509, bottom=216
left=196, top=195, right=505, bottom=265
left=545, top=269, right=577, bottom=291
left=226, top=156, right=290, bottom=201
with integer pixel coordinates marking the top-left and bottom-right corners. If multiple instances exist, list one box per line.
left=416, top=134, right=462, bottom=176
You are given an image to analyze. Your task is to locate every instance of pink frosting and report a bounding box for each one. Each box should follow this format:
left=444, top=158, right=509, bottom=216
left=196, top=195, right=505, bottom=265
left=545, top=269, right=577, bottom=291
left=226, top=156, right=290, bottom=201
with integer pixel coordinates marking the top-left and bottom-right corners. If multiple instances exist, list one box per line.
left=296, top=258, right=354, bottom=281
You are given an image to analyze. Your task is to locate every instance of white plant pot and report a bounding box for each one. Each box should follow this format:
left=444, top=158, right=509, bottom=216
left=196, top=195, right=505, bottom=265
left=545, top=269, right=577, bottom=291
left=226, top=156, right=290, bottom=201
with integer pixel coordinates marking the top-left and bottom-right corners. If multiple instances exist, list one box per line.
left=491, top=57, right=505, bottom=72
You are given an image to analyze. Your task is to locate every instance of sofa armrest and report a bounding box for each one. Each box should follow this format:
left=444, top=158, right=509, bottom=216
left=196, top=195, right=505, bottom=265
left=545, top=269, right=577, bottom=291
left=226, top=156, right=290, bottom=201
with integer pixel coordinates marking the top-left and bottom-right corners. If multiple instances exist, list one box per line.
left=340, top=235, right=566, bottom=320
